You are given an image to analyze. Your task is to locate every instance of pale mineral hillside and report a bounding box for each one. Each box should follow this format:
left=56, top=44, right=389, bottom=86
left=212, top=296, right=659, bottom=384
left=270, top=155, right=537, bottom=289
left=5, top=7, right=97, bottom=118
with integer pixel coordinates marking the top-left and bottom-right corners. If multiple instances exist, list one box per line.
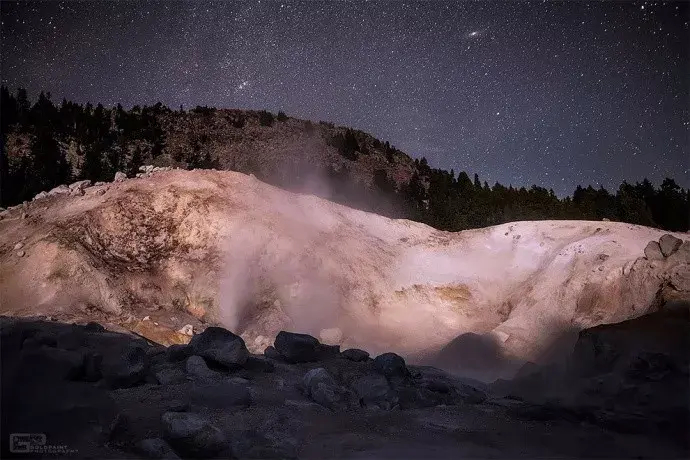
left=1, top=168, right=688, bottom=379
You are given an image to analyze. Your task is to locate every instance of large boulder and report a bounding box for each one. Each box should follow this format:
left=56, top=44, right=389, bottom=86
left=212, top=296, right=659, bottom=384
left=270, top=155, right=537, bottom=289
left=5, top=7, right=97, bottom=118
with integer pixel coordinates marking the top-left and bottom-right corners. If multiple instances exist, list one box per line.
left=341, top=348, right=370, bottom=362
left=374, top=352, right=410, bottom=382
left=659, top=234, right=683, bottom=257
left=302, top=367, right=357, bottom=411
left=113, top=171, right=127, bottom=182
left=350, top=373, right=396, bottom=409
left=188, top=327, right=249, bottom=369
left=644, top=241, right=665, bottom=261
left=47, top=184, right=70, bottom=196
left=274, top=331, right=321, bottom=363
left=161, top=412, right=227, bottom=458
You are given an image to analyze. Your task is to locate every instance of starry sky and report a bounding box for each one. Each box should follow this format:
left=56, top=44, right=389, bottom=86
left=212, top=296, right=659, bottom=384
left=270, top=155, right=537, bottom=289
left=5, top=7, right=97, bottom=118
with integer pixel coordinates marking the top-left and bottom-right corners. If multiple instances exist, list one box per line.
left=1, top=1, right=688, bottom=196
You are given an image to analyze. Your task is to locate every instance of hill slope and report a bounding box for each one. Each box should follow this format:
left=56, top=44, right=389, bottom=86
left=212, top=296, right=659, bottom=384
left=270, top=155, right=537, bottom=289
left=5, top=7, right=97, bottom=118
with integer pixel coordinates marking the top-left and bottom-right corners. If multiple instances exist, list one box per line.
left=0, top=169, right=688, bottom=379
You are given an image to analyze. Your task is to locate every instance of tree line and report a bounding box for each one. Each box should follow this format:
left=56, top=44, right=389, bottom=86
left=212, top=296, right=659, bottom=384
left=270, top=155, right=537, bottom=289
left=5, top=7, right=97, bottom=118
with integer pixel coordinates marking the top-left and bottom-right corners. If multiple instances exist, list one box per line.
left=1, top=87, right=687, bottom=232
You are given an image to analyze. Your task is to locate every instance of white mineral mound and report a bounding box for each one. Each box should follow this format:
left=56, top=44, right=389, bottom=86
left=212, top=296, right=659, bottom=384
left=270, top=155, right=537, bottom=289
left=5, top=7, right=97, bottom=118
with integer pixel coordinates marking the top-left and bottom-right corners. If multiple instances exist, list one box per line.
left=1, top=169, right=687, bottom=378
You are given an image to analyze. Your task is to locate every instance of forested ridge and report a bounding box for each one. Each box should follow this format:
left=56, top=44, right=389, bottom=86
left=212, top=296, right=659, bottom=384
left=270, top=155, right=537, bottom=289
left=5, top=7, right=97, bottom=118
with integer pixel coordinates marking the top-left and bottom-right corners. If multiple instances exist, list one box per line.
left=1, top=87, right=687, bottom=231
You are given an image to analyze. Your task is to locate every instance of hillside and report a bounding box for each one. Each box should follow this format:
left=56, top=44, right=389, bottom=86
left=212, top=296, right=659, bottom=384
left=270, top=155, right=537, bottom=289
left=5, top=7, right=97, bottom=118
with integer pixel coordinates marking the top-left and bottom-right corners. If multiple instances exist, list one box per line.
left=1, top=168, right=687, bottom=380
left=2, top=88, right=688, bottom=232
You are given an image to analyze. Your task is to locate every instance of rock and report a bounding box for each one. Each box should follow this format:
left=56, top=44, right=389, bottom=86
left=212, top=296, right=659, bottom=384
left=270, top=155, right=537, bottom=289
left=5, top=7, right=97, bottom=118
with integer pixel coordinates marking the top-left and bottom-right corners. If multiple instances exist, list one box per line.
left=244, top=356, right=275, bottom=373
left=102, top=345, right=147, bottom=388
left=113, top=171, right=127, bottom=182
left=16, top=250, right=25, bottom=257
left=374, top=352, right=410, bottom=382
left=274, top=331, right=321, bottom=363
left=140, top=165, right=155, bottom=173
left=319, top=327, right=343, bottom=344
left=94, top=181, right=106, bottom=186
left=189, top=327, right=249, bottom=369
left=264, top=346, right=283, bottom=360
left=154, top=367, right=187, bottom=385
left=84, top=322, right=106, bottom=332
left=644, top=241, right=665, bottom=261
left=161, top=411, right=227, bottom=457
left=178, top=324, right=194, bottom=336
left=69, top=180, right=92, bottom=191
left=33, top=191, right=48, bottom=200
left=350, top=373, right=396, bottom=409
left=137, top=438, right=181, bottom=459
left=659, top=234, right=683, bottom=257
left=143, top=316, right=151, bottom=321
left=47, top=184, right=70, bottom=196
left=96, top=189, right=106, bottom=195
left=185, top=355, right=219, bottom=380
left=341, top=348, right=370, bottom=362
left=303, top=367, right=357, bottom=411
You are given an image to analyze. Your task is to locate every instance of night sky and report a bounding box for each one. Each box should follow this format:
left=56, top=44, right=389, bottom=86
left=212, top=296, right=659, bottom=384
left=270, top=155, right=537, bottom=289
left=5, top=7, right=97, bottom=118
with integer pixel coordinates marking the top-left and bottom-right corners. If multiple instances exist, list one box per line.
left=2, top=1, right=688, bottom=196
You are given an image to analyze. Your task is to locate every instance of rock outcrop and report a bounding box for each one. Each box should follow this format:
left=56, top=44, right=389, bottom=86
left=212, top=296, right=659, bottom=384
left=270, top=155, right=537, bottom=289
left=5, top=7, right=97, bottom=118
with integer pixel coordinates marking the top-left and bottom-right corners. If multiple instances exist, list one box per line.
left=0, top=169, right=688, bottom=380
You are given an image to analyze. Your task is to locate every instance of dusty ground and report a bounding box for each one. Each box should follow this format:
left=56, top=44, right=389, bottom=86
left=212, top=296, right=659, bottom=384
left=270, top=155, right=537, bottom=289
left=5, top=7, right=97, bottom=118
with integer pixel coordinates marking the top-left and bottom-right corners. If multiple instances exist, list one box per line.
left=1, top=169, right=688, bottom=380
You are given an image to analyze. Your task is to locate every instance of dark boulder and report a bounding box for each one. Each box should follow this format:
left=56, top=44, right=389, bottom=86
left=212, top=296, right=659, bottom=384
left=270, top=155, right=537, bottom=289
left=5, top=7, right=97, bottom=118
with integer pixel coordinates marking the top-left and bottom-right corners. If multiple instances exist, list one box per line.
left=373, top=352, right=410, bottom=382
left=341, top=348, right=370, bottom=362
left=274, top=331, right=321, bottom=363
left=189, top=327, right=249, bottom=369
left=350, top=373, right=396, bottom=409
left=83, top=322, right=106, bottom=333
left=302, top=367, right=357, bottom=411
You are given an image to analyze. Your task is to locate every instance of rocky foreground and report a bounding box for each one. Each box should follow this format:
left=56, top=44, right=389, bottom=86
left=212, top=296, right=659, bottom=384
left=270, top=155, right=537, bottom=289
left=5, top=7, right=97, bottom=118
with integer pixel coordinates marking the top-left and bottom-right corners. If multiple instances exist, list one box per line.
left=2, top=303, right=688, bottom=459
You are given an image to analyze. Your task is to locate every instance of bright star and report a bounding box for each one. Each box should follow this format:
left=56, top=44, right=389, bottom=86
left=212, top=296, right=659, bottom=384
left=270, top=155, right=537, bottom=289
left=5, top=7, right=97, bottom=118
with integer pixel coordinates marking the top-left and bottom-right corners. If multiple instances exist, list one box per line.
left=237, top=80, right=249, bottom=90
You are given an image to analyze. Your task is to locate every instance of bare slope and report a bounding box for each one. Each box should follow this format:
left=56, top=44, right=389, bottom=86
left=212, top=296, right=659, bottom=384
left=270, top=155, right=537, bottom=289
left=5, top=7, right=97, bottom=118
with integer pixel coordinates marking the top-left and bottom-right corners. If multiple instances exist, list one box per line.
left=1, top=169, right=688, bottom=376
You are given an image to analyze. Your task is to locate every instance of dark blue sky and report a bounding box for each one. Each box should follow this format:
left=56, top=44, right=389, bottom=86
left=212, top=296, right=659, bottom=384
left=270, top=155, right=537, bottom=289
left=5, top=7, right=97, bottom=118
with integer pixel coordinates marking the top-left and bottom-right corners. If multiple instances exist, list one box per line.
left=2, top=1, right=688, bottom=196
